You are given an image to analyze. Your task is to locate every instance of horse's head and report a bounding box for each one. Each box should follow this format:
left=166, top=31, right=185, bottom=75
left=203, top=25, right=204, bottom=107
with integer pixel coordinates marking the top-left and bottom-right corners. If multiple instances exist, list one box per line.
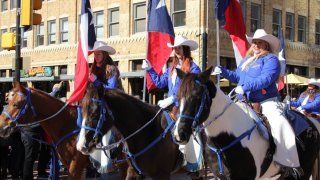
left=77, top=81, right=113, bottom=154
left=0, top=82, right=36, bottom=138
left=173, top=66, right=216, bottom=144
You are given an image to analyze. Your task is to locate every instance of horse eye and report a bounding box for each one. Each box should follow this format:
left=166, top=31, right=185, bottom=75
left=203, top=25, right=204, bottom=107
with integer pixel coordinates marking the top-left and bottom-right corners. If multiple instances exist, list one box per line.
left=13, top=103, right=19, bottom=108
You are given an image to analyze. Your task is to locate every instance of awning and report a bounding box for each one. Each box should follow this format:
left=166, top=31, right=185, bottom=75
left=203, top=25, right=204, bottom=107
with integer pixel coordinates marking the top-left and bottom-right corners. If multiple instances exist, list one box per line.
left=284, top=74, right=309, bottom=84
left=120, top=71, right=145, bottom=78
left=0, top=75, right=75, bottom=82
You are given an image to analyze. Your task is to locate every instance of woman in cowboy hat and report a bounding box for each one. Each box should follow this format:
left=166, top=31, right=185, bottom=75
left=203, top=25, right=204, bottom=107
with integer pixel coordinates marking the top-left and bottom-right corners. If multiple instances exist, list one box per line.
left=142, top=35, right=201, bottom=113
left=89, top=41, right=122, bottom=89
left=291, top=78, right=320, bottom=117
left=142, top=35, right=204, bottom=172
left=213, top=29, right=301, bottom=173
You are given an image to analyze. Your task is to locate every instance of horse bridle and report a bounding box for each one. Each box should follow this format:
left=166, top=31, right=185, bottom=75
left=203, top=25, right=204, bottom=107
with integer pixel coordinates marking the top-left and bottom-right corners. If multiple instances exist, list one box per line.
left=2, top=89, right=38, bottom=125
left=78, top=98, right=114, bottom=141
left=2, top=88, right=69, bottom=127
left=176, top=80, right=212, bottom=129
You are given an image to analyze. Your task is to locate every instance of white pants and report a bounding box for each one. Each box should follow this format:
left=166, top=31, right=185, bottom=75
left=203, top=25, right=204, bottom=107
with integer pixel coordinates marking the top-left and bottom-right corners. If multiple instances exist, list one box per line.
left=261, top=97, right=300, bottom=167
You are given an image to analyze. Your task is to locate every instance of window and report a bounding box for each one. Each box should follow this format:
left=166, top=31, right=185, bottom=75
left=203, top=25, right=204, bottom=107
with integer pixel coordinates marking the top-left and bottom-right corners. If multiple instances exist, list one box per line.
left=298, top=15, right=306, bottom=43
left=10, top=27, right=15, bottom=32
left=0, top=29, right=7, bottom=51
left=59, top=65, right=67, bottom=75
left=250, top=3, right=261, bottom=33
left=132, top=60, right=143, bottom=71
left=10, top=0, right=16, bottom=9
left=108, top=8, right=119, bottom=37
left=316, top=20, right=320, bottom=45
left=272, top=9, right=282, bottom=37
left=1, top=0, right=8, bottom=12
left=240, top=0, right=247, bottom=22
left=48, top=20, right=56, bottom=45
left=0, top=70, right=6, bottom=77
left=172, top=0, right=186, bottom=27
left=286, top=65, right=307, bottom=76
left=316, top=68, right=320, bottom=78
left=93, top=11, right=104, bottom=38
left=36, top=23, right=44, bottom=46
left=286, top=12, right=294, bottom=41
left=60, top=17, right=68, bottom=43
left=21, top=28, right=28, bottom=48
left=133, top=2, right=146, bottom=33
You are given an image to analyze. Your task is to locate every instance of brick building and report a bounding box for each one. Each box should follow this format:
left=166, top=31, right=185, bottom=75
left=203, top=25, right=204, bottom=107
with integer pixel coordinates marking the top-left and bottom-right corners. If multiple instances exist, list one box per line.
left=0, top=0, right=319, bottom=101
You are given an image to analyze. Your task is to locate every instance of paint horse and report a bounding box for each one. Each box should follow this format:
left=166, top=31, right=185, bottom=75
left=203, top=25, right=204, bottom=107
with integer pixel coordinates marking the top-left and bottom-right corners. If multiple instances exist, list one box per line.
left=173, top=67, right=319, bottom=180
left=77, top=81, right=204, bottom=180
left=0, top=82, right=129, bottom=179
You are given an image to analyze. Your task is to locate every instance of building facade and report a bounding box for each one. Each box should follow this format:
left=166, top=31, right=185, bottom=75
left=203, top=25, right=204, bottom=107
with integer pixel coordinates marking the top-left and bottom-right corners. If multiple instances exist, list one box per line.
left=0, top=0, right=319, bottom=101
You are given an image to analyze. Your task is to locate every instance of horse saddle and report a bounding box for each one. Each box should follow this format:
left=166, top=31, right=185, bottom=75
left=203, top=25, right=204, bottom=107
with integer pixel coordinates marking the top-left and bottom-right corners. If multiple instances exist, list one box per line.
left=283, top=106, right=310, bottom=136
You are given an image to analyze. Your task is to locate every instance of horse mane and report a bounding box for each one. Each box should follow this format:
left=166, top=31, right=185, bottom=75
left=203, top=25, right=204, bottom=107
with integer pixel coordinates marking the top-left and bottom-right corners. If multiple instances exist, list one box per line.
left=15, top=85, right=67, bottom=106
left=177, top=73, right=217, bottom=100
left=177, top=73, right=197, bottom=100
left=104, top=88, right=159, bottom=115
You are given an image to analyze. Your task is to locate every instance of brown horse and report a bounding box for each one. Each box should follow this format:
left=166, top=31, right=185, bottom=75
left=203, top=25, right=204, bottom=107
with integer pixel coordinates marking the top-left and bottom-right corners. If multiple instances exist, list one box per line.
left=0, top=82, right=129, bottom=179
left=77, top=81, right=204, bottom=180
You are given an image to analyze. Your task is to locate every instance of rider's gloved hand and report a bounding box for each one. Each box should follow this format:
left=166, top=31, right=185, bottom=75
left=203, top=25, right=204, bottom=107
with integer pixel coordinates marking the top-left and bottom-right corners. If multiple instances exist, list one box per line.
left=89, top=73, right=103, bottom=87
left=89, top=73, right=97, bottom=82
left=296, top=106, right=305, bottom=113
left=142, top=59, right=152, bottom=70
left=235, top=86, right=244, bottom=95
left=157, top=96, right=175, bottom=109
left=211, top=66, right=222, bottom=75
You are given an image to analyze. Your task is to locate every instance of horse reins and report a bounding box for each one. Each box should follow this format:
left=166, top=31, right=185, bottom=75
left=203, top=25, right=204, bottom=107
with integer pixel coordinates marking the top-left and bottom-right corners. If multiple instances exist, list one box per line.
left=2, top=88, right=69, bottom=127
left=85, top=97, right=164, bottom=151
left=82, top=97, right=177, bottom=175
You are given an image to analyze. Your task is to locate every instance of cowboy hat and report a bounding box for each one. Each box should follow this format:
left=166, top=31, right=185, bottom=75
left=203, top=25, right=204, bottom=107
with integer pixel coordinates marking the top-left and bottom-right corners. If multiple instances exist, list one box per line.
left=247, top=29, right=280, bottom=52
left=308, top=78, right=320, bottom=88
left=167, top=35, right=198, bottom=51
left=89, top=41, right=116, bottom=55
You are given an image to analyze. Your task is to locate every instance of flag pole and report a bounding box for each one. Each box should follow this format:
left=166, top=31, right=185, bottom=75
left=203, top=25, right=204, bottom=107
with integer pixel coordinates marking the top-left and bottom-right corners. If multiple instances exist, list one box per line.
left=216, top=19, right=220, bottom=88
left=143, top=33, right=149, bottom=103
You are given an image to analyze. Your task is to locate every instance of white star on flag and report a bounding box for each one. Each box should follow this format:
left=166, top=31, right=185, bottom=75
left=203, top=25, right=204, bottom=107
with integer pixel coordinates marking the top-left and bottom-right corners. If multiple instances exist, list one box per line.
left=156, top=0, right=166, bottom=9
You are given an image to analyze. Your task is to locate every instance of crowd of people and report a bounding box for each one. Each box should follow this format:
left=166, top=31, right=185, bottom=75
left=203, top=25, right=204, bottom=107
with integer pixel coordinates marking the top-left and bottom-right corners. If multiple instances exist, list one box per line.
left=1, top=28, right=319, bottom=179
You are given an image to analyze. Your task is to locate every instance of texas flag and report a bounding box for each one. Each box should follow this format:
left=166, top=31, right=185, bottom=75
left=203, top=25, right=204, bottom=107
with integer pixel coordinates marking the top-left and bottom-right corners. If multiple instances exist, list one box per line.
left=67, top=0, right=96, bottom=104
left=215, top=0, right=248, bottom=66
left=147, top=0, right=175, bottom=90
left=277, top=28, right=286, bottom=91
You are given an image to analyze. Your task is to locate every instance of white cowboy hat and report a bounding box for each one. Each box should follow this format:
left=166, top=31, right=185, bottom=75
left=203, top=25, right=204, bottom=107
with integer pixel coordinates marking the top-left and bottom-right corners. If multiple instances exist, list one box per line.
left=247, top=29, right=280, bottom=52
left=89, top=41, right=116, bottom=55
left=167, top=35, right=198, bottom=51
left=308, top=78, right=320, bottom=88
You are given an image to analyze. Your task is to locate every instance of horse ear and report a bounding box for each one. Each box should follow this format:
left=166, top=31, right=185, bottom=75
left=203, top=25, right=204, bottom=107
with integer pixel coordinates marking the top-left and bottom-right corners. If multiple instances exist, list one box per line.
left=176, top=68, right=186, bottom=80
left=199, top=66, right=213, bottom=83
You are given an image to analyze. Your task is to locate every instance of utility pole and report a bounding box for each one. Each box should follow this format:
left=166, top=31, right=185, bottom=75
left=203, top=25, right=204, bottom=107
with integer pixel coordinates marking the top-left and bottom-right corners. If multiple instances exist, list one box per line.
left=14, top=0, right=22, bottom=83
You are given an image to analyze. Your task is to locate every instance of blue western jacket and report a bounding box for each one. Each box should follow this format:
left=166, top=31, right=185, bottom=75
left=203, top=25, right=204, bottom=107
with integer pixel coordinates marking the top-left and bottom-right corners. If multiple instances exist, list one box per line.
left=147, top=62, right=201, bottom=107
left=221, top=53, right=280, bottom=102
left=291, top=93, right=320, bottom=114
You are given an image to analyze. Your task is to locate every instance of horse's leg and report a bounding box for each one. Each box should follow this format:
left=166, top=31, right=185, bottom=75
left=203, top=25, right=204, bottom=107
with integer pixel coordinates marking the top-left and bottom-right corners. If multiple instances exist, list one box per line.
left=312, top=155, right=320, bottom=180
left=125, top=165, right=145, bottom=180
left=67, top=157, right=89, bottom=180
left=117, top=161, right=128, bottom=180
left=152, top=174, right=170, bottom=180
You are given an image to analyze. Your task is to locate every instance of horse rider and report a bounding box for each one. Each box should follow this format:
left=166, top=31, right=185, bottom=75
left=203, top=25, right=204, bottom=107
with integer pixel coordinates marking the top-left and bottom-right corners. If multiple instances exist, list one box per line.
left=88, top=40, right=123, bottom=176
left=291, top=78, right=320, bottom=120
left=212, top=29, right=302, bottom=175
left=142, top=35, right=204, bottom=172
